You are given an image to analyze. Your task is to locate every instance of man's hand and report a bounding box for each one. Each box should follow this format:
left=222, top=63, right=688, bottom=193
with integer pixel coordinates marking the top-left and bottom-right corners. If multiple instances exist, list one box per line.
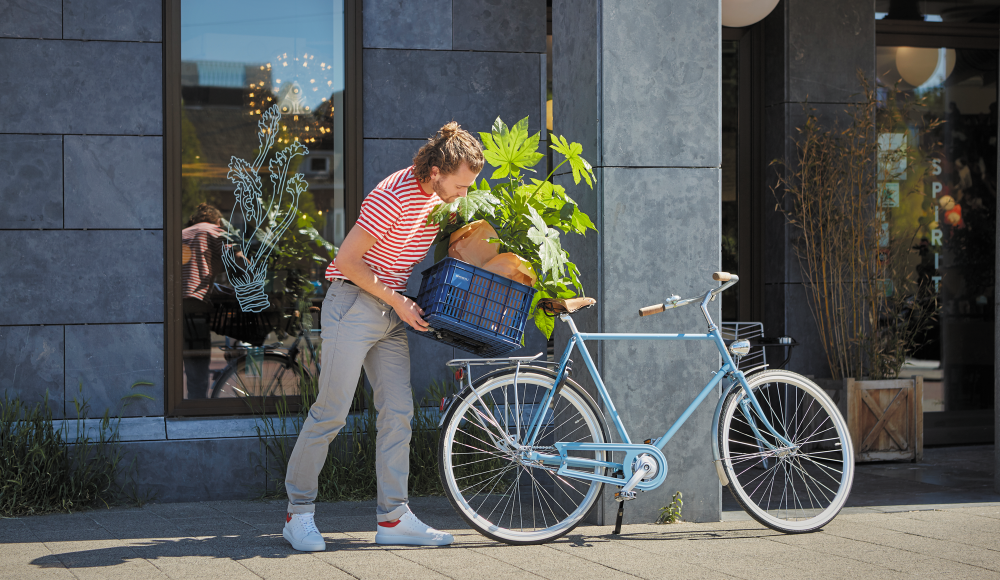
left=392, top=294, right=430, bottom=332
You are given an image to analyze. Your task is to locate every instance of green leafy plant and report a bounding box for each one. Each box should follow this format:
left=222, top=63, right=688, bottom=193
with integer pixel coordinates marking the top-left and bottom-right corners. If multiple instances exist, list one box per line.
left=426, top=116, right=597, bottom=339
left=0, top=382, right=152, bottom=517
left=656, top=491, right=683, bottom=524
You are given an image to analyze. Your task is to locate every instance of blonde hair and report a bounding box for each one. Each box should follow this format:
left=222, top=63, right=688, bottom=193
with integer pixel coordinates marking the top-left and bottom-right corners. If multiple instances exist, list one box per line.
left=412, top=122, right=484, bottom=181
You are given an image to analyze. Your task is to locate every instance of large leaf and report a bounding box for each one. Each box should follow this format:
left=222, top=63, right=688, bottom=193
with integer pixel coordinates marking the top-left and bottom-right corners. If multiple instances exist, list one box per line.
left=481, top=116, right=545, bottom=180
left=529, top=289, right=555, bottom=339
left=551, top=135, right=594, bottom=187
left=526, top=207, right=567, bottom=278
left=454, top=190, right=498, bottom=222
left=425, top=190, right=497, bottom=227
left=568, top=204, right=597, bottom=234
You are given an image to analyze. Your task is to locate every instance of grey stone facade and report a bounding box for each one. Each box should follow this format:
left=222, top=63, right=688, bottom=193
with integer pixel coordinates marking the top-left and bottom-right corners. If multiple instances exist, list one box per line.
left=4, top=0, right=993, bottom=510
left=0, top=4, right=166, bottom=423
left=0, top=0, right=549, bottom=503
left=553, top=0, right=723, bottom=524
left=761, top=0, right=876, bottom=379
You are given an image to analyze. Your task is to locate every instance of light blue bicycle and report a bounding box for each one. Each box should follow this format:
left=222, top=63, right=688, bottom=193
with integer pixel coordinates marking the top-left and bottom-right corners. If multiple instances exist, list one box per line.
left=437, top=272, right=854, bottom=544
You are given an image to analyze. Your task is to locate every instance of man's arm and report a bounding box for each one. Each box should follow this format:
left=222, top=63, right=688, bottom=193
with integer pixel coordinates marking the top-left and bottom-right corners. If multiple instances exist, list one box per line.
left=334, top=226, right=430, bottom=332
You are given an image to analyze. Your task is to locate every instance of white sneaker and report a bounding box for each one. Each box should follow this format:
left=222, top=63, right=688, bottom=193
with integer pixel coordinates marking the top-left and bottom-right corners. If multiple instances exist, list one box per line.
left=283, top=512, right=325, bottom=552
left=374, top=510, right=454, bottom=546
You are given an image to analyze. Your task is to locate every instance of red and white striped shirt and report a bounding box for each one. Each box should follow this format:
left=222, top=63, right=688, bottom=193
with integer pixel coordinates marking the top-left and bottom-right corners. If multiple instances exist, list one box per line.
left=181, top=222, right=225, bottom=301
left=325, top=166, right=441, bottom=291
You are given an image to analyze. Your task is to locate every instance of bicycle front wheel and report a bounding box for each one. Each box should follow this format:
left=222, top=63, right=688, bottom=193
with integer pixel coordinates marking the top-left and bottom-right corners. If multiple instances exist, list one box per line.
left=211, top=353, right=304, bottom=398
left=439, top=369, right=608, bottom=545
left=718, top=370, right=854, bottom=533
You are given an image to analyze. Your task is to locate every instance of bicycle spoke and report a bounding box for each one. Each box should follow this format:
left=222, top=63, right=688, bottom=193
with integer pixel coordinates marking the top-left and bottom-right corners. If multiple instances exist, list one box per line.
left=442, top=372, right=605, bottom=543
left=722, top=375, right=853, bottom=532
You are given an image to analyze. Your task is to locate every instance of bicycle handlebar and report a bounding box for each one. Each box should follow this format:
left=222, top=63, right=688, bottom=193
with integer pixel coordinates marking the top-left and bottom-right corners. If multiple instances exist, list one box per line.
left=638, top=272, right=740, bottom=317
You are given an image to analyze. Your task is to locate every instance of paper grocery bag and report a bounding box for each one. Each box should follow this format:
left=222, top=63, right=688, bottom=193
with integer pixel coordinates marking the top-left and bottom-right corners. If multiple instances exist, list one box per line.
left=448, top=220, right=537, bottom=287
left=483, top=253, right=537, bottom=287
left=448, top=220, right=500, bottom=267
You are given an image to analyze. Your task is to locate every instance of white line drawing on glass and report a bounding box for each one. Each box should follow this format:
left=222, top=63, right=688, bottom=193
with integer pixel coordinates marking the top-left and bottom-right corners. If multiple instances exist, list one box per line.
left=223, top=104, right=310, bottom=312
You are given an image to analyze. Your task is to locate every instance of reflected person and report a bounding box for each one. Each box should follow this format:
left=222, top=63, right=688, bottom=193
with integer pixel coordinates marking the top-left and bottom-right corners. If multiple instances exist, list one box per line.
left=181, top=203, right=227, bottom=398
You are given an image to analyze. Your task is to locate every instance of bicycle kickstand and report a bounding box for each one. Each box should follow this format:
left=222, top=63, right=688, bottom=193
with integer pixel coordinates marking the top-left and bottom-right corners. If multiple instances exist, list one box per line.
left=613, top=501, right=624, bottom=535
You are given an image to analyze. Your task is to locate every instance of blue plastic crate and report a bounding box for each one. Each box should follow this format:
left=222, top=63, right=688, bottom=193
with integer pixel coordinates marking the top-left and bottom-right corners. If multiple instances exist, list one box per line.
left=409, top=258, right=536, bottom=357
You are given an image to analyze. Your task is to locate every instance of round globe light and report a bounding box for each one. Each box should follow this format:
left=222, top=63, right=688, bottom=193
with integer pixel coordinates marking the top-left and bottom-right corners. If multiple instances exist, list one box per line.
left=721, top=0, right=781, bottom=27
left=895, top=46, right=956, bottom=89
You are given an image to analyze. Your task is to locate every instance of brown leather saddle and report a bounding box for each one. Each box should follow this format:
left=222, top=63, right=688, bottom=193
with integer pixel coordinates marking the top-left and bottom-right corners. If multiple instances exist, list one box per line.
left=537, top=297, right=597, bottom=315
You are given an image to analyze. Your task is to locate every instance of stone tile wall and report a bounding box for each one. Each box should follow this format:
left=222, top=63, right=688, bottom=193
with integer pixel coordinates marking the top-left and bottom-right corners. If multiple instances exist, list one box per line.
left=0, top=4, right=165, bottom=427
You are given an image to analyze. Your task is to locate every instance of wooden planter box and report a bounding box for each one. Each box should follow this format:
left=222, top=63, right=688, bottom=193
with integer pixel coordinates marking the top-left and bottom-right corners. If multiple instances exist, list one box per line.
left=817, top=378, right=923, bottom=463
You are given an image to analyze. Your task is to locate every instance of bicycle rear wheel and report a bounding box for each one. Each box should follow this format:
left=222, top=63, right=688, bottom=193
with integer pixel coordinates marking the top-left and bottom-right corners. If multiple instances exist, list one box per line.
left=211, top=353, right=304, bottom=398
left=718, top=370, right=854, bottom=533
left=439, top=369, right=608, bottom=545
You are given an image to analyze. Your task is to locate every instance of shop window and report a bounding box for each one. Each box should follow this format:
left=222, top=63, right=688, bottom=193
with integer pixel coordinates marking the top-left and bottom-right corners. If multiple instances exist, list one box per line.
left=168, top=0, right=357, bottom=414
left=876, top=21, right=997, bottom=441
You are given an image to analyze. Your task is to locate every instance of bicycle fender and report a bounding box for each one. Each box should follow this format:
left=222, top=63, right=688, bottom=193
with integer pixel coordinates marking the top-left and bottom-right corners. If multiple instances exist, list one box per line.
left=710, top=384, right=734, bottom=486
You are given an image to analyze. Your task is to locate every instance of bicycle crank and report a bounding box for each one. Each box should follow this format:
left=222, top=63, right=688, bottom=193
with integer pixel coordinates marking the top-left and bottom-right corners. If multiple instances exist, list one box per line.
left=612, top=453, right=663, bottom=535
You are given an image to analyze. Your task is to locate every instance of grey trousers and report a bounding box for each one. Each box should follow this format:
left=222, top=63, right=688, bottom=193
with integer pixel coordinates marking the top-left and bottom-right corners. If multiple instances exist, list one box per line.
left=285, top=280, right=412, bottom=522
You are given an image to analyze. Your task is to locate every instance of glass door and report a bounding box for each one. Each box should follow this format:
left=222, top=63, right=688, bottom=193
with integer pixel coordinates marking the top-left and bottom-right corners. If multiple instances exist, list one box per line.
left=876, top=37, right=998, bottom=443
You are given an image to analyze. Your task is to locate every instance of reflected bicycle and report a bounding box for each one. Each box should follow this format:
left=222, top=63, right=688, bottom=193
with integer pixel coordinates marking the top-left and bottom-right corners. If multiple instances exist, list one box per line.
left=210, top=308, right=320, bottom=399
left=437, top=272, right=854, bottom=545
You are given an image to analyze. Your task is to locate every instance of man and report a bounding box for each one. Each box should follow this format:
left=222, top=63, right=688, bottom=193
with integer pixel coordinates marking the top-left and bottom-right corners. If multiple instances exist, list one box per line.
left=283, top=122, right=484, bottom=550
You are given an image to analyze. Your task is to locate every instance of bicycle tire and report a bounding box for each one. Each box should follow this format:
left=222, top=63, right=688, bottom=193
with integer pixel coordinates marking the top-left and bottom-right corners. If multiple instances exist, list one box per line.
left=718, top=370, right=854, bottom=533
left=211, top=352, right=305, bottom=399
left=438, top=367, right=609, bottom=545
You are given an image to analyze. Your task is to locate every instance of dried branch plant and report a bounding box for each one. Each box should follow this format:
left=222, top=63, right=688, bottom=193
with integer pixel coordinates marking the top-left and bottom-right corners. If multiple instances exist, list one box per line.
left=773, top=72, right=940, bottom=380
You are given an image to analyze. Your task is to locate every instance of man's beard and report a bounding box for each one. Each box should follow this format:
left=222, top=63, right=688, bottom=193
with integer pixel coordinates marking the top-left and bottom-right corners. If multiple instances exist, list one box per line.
left=431, top=176, right=453, bottom=202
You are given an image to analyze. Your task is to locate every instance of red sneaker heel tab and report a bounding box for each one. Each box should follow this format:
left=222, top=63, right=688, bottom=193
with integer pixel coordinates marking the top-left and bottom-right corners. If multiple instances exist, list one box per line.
left=286, top=513, right=292, bottom=523
left=378, top=519, right=401, bottom=528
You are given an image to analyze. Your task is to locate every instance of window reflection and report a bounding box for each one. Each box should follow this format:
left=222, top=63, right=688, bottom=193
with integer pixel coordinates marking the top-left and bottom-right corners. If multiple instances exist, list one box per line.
left=877, top=45, right=997, bottom=413
left=180, top=0, right=344, bottom=400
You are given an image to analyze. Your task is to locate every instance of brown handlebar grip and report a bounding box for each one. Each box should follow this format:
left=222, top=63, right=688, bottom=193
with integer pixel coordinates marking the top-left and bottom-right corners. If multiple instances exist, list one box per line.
left=713, top=272, right=732, bottom=282
left=639, top=304, right=666, bottom=317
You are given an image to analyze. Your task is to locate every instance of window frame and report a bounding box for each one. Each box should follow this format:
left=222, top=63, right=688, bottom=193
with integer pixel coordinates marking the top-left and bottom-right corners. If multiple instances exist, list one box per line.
left=163, top=0, right=364, bottom=416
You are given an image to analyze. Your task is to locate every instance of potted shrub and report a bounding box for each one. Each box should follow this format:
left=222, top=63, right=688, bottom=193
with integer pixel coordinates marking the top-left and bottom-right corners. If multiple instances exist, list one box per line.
left=773, top=73, right=940, bottom=462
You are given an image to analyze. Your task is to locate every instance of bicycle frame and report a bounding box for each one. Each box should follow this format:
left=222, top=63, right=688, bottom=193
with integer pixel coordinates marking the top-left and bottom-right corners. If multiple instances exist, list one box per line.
left=456, top=287, right=795, bottom=492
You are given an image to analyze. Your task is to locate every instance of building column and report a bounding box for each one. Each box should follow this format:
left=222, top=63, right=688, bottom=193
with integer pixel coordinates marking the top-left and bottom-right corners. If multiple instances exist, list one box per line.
left=554, top=0, right=722, bottom=524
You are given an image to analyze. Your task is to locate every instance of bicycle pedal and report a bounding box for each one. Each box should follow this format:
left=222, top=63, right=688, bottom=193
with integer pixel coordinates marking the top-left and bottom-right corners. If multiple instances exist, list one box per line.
left=614, top=490, right=636, bottom=502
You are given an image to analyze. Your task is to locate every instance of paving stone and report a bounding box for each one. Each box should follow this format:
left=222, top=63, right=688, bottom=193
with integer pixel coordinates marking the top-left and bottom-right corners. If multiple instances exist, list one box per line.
left=470, top=545, right=645, bottom=580
left=3, top=496, right=1000, bottom=579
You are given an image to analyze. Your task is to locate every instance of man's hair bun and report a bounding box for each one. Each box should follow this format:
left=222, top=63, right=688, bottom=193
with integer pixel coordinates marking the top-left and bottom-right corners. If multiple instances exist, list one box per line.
left=439, top=121, right=460, bottom=139
left=413, top=121, right=484, bottom=181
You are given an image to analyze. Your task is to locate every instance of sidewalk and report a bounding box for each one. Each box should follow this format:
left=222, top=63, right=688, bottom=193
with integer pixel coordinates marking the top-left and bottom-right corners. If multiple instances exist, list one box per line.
left=2, top=446, right=998, bottom=580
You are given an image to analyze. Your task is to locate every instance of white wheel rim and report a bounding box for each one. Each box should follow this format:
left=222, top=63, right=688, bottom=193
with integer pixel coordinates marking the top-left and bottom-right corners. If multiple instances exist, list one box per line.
left=722, top=372, right=854, bottom=531
left=441, top=373, right=604, bottom=543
